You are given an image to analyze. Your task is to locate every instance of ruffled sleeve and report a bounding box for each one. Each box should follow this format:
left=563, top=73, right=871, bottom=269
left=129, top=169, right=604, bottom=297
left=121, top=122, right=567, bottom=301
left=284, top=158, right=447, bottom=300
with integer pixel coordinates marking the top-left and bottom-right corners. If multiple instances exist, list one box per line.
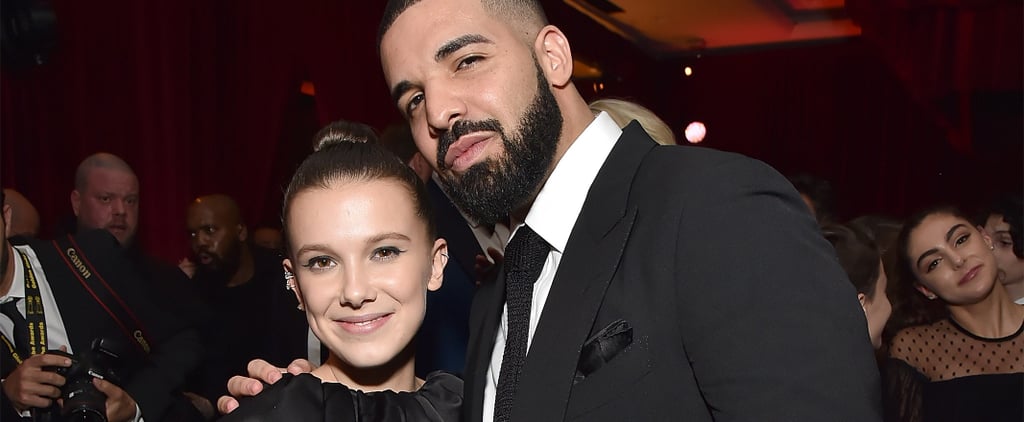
left=347, top=371, right=463, bottom=421
left=219, top=372, right=462, bottom=422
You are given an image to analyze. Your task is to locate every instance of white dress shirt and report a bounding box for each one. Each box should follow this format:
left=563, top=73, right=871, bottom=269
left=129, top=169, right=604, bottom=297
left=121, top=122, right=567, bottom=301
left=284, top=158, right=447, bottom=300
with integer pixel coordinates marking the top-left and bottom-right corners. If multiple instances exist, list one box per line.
left=482, top=112, right=622, bottom=421
left=1, top=244, right=143, bottom=421
left=0, top=244, right=72, bottom=353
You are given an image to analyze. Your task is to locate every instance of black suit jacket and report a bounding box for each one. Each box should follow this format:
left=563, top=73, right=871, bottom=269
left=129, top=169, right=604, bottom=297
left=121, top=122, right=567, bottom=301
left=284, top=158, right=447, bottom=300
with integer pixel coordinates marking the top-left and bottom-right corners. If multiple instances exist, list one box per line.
left=1, top=230, right=203, bottom=421
left=416, top=179, right=479, bottom=376
left=464, top=123, right=881, bottom=421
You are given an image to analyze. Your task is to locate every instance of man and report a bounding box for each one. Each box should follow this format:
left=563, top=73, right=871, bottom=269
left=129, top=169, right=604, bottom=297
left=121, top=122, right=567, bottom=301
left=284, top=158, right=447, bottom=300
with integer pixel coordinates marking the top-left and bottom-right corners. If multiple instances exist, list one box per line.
left=0, top=192, right=204, bottom=422
left=184, top=194, right=309, bottom=404
left=976, top=194, right=1024, bottom=304
left=70, top=153, right=140, bottom=246
left=225, top=1, right=881, bottom=420
left=2, top=189, right=40, bottom=240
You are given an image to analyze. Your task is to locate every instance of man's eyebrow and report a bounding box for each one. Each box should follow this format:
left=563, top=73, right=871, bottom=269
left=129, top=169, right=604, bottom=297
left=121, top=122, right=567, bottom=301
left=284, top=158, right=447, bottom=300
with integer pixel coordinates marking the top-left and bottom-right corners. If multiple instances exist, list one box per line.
left=434, top=34, right=492, bottom=62
left=390, top=34, right=494, bottom=106
left=391, top=80, right=414, bottom=105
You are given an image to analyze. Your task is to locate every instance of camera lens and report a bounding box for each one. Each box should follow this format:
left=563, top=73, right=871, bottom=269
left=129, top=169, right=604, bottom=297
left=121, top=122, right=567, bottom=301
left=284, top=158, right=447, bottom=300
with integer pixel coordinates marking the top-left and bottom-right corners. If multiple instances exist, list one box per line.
left=62, top=379, right=107, bottom=422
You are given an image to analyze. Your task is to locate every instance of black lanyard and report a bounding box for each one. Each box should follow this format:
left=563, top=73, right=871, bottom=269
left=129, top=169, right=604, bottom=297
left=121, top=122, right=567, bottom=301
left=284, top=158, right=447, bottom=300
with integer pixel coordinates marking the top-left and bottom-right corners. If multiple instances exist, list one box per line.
left=0, top=248, right=48, bottom=364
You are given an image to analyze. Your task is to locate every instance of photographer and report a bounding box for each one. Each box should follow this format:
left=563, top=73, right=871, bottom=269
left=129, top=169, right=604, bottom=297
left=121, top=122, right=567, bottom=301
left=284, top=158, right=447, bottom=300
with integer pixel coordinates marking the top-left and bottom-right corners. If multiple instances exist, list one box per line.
left=1, top=191, right=205, bottom=421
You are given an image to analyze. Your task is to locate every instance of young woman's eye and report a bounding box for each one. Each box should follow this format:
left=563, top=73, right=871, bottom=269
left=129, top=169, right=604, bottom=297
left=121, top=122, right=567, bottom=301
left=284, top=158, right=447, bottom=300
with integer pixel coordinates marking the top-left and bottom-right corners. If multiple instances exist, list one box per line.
left=302, top=256, right=336, bottom=272
left=372, top=247, right=404, bottom=261
left=926, top=258, right=941, bottom=273
left=954, top=233, right=970, bottom=246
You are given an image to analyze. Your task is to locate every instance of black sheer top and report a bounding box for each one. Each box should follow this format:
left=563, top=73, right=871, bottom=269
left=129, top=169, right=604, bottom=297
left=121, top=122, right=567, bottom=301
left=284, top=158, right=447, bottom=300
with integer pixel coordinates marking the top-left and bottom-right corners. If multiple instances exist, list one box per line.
left=219, top=371, right=462, bottom=422
left=883, top=313, right=1024, bottom=422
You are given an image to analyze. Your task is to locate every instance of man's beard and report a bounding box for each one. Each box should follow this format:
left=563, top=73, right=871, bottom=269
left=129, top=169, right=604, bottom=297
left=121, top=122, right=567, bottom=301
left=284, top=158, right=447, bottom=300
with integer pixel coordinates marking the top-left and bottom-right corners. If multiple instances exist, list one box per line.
left=435, top=62, right=563, bottom=227
left=196, top=244, right=241, bottom=284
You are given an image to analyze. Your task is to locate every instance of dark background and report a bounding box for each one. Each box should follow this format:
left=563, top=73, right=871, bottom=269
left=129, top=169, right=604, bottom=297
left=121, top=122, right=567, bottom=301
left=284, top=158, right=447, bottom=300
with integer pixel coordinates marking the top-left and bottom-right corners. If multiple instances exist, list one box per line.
left=2, top=0, right=1020, bottom=263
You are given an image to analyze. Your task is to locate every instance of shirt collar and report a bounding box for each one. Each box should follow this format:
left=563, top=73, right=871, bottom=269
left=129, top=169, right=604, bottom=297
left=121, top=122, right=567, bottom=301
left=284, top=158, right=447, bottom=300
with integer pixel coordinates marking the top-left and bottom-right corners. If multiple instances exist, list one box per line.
left=520, top=112, right=621, bottom=252
left=2, top=246, right=28, bottom=301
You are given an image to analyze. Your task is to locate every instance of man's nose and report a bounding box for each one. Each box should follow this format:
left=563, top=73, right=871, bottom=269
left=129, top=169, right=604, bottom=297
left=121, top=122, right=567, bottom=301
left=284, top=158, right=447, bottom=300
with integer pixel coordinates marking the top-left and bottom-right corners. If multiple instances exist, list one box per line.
left=425, top=85, right=465, bottom=136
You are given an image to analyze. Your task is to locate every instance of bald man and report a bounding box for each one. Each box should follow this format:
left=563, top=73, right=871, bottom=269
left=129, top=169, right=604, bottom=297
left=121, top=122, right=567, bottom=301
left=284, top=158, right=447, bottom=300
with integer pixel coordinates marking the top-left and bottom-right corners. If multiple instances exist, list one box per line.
left=184, top=194, right=309, bottom=404
left=70, top=153, right=140, bottom=246
left=2, top=188, right=40, bottom=239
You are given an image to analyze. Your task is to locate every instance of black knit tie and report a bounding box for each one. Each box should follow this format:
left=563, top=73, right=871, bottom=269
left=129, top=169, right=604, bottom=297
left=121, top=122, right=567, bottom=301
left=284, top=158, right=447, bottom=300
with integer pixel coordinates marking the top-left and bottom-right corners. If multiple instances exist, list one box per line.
left=494, top=225, right=551, bottom=422
left=0, top=298, right=29, bottom=357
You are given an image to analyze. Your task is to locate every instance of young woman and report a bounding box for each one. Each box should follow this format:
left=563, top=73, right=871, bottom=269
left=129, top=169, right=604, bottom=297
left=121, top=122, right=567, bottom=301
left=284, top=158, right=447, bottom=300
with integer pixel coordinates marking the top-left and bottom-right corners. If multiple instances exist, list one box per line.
left=220, top=124, right=461, bottom=421
left=884, top=206, right=1023, bottom=422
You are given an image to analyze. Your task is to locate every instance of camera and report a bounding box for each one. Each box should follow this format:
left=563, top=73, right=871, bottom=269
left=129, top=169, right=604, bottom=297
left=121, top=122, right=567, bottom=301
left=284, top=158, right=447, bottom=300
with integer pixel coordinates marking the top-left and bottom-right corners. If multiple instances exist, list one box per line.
left=41, top=338, right=123, bottom=422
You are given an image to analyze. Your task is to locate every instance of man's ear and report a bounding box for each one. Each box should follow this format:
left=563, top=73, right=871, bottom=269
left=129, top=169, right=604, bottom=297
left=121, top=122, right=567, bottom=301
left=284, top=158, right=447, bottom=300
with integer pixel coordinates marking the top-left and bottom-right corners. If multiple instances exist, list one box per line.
left=71, top=190, right=82, bottom=216
left=534, top=25, right=573, bottom=88
left=3, top=204, right=11, bottom=238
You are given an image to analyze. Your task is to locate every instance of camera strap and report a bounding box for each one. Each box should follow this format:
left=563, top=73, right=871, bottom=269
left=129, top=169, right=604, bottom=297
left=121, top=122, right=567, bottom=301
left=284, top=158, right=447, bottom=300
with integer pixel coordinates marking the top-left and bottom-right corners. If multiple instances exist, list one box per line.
left=0, top=248, right=48, bottom=365
left=52, top=235, right=152, bottom=355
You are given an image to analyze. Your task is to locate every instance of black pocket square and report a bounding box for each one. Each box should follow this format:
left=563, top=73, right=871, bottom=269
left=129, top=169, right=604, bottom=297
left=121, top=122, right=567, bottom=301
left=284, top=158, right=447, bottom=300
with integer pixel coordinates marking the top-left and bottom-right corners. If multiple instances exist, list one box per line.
left=574, top=319, right=633, bottom=383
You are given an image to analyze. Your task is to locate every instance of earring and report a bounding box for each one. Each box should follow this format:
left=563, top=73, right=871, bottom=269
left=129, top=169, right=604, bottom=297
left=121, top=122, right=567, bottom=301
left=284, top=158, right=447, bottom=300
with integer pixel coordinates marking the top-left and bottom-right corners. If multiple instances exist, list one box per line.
left=926, top=294, right=937, bottom=300
left=552, top=63, right=558, bottom=70
left=284, top=270, right=295, bottom=290
left=990, top=244, right=995, bottom=250
left=296, top=304, right=304, bottom=311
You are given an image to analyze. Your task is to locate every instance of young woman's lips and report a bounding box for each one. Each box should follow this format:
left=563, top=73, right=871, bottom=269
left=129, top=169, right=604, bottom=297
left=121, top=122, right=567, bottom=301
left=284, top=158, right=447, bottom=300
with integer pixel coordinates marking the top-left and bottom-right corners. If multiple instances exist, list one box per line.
left=335, top=313, right=393, bottom=335
left=445, top=133, right=492, bottom=172
left=959, top=264, right=982, bottom=286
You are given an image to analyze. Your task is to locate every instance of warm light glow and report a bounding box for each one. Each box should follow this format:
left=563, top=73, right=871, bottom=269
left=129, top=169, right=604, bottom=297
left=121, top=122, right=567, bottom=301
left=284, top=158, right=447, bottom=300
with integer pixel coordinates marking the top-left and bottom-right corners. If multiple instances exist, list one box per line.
left=592, top=82, right=605, bottom=93
left=300, top=81, right=316, bottom=96
left=684, top=121, right=706, bottom=143
left=684, top=66, right=693, bottom=76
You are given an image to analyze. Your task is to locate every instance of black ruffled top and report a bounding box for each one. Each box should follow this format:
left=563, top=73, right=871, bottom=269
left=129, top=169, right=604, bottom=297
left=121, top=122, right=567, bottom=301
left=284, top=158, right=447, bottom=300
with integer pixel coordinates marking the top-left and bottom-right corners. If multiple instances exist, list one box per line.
left=220, top=371, right=462, bottom=421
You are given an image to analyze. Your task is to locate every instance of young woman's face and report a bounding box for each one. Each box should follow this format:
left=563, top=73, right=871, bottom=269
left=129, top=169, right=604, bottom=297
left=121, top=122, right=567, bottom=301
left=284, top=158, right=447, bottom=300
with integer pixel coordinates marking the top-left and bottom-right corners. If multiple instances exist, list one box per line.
left=861, top=261, right=892, bottom=349
left=907, top=213, right=997, bottom=305
left=284, top=179, right=446, bottom=369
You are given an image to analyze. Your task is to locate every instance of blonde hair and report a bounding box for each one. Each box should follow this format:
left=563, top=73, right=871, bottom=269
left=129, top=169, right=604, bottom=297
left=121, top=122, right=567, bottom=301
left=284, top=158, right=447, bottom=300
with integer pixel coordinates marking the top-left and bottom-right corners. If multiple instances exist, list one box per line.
left=589, top=99, right=676, bottom=145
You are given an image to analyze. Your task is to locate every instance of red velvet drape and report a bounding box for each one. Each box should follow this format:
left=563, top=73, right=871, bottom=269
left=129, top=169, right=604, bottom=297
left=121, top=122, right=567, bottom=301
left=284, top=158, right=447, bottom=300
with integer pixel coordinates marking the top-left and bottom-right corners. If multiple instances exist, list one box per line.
left=3, top=1, right=1021, bottom=263
left=2, top=0, right=395, bottom=262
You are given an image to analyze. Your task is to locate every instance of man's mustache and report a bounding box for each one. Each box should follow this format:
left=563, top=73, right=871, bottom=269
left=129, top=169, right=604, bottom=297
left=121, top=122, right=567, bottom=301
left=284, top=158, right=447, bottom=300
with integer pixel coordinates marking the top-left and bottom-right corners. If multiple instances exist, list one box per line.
left=436, top=119, right=503, bottom=170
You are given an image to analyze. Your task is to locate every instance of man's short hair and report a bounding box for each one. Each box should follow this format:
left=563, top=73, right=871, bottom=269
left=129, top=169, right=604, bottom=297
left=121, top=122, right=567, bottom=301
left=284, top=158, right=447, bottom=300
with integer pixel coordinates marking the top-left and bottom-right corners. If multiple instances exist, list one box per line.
left=74, top=153, right=136, bottom=191
left=377, top=0, right=549, bottom=51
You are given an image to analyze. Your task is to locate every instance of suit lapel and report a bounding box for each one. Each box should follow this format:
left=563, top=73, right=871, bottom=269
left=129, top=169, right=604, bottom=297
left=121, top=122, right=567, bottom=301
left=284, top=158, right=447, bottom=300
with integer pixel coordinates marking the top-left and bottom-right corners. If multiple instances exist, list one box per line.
left=513, top=123, right=655, bottom=421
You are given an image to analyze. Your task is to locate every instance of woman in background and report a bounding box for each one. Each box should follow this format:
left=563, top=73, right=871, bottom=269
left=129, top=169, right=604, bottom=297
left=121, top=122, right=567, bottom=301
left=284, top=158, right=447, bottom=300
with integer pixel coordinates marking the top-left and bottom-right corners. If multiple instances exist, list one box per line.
left=884, top=205, right=1023, bottom=422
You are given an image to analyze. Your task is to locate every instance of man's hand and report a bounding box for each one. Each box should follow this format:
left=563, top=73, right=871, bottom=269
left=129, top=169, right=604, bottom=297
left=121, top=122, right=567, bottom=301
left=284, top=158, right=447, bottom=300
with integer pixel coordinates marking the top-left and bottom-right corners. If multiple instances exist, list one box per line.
left=92, top=378, right=136, bottom=422
left=216, top=358, right=314, bottom=415
left=1, top=353, right=70, bottom=411
left=177, top=257, right=196, bottom=279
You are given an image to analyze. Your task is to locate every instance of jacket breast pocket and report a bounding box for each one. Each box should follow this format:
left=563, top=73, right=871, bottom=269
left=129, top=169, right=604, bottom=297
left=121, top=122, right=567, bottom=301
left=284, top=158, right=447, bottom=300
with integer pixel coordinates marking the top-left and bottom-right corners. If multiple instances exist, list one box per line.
left=565, top=333, right=653, bottom=419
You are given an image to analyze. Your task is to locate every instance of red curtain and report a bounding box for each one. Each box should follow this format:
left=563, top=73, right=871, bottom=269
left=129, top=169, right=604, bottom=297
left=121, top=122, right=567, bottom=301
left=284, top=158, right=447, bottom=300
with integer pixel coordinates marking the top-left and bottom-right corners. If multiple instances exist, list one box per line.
left=2, top=0, right=396, bottom=262
left=3, top=1, right=1021, bottom=263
